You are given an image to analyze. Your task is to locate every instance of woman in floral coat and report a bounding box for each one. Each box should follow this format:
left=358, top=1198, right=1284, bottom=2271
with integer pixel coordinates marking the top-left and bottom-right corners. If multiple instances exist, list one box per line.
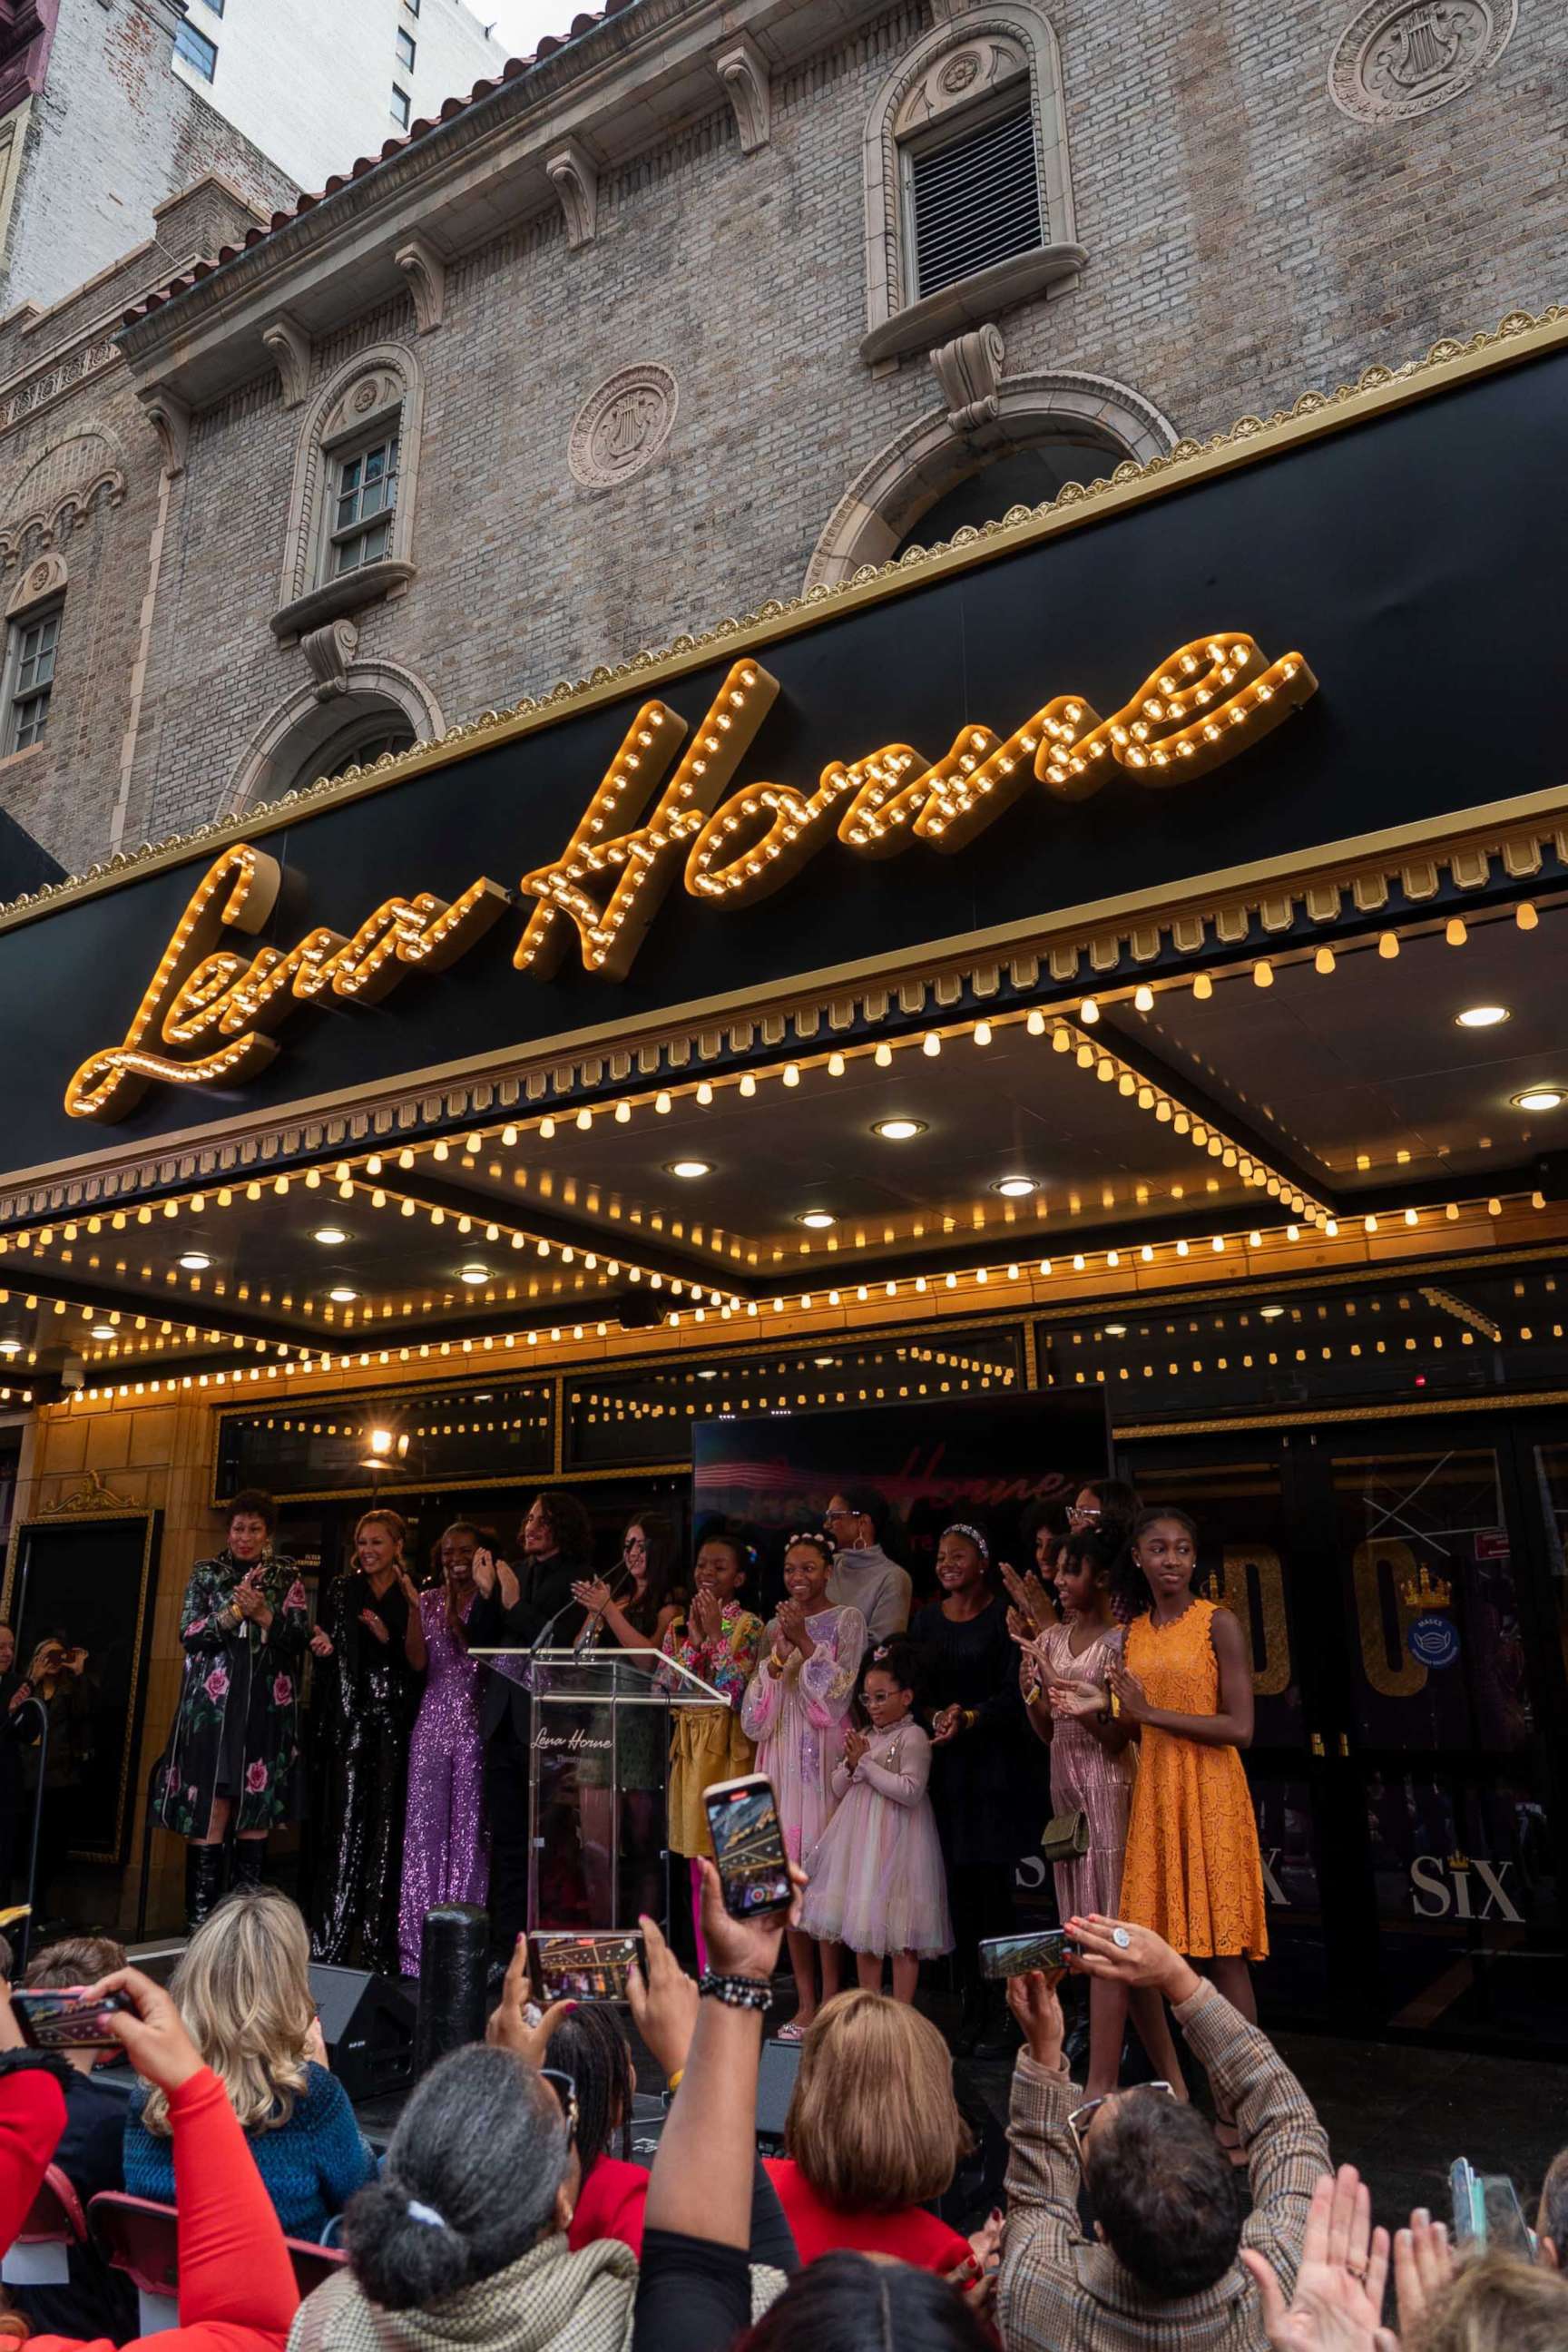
left=152, top=1488, right=309, bottom=1927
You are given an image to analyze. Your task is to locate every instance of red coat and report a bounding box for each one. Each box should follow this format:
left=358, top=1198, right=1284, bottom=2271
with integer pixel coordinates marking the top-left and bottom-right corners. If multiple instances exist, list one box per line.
left=0, top=2061, right=299, bottom=2352
left=763, top=2155, right=971, bottom=2272
left=566, top=2154, right=649, bottom=2256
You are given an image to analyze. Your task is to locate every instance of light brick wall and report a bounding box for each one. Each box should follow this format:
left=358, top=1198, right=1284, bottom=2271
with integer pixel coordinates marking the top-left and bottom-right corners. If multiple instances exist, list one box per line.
left=0, top=0, right=297, bottom=320
left=6, top=0, right=1568, bottom=867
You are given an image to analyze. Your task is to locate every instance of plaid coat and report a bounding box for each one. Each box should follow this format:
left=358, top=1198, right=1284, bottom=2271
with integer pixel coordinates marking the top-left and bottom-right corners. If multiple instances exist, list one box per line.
left=996, top=1978, right=1329, bottom=2352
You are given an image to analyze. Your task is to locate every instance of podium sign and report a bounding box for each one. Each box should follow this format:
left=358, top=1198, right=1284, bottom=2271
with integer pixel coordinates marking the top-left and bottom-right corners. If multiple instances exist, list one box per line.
left=470, top=1646, right=722, bottom=1933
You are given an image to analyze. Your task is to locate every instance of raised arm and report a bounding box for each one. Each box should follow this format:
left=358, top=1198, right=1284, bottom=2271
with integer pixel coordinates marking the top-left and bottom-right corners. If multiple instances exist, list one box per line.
left=740, top=1646, right=782, bottom=1743
left=995, top=1971, right=1083, bottom=2347
left=263, top=1569, right=310, bottom=1659
left=405, top=1583, right=432, bottom=1673
left=179, top=1566, right=234, bottom=1657
left=799, top=1606, right=867, bottom=1725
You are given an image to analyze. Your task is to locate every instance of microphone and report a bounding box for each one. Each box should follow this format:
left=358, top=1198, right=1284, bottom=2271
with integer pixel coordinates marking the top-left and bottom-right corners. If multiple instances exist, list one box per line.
left=528, top=1560, right=634, bottom=1655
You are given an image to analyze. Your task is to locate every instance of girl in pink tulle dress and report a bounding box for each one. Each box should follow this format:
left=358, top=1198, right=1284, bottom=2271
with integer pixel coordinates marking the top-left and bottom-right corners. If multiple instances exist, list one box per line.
left=741, top=1531, right=867, bottom=2036
left=800, top=1640, right=952, bottom=2004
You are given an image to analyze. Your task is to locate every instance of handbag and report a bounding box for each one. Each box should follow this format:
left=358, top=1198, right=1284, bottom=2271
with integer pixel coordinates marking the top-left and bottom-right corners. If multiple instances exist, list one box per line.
left=1041, top=1808, right=1090, bottom=1863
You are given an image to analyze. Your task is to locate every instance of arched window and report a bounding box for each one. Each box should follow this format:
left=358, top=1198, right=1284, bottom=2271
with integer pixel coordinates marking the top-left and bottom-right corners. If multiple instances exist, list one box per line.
left=861, top=8, right=1083, bottom=365
left=272, top=342, right=425, bottom=641
left=806, top=368, right=1177, bottom=590
left=224, top=664, right=444, bottom=817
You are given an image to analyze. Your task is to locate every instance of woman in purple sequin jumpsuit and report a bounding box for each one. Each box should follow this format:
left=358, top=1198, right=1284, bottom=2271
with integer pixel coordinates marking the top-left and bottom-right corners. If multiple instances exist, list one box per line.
left=397, top=1521, right=489, bottom=1975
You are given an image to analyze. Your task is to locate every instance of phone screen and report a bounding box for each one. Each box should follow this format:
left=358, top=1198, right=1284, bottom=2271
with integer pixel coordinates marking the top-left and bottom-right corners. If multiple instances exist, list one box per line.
left=532, top=1932, right=642, bottom=2003
left=704, top=1777, right=792, bottom=1917
left=978, top=1928, right=1070, bottom=1979
left=12, top=1989, right=130, bottom=2050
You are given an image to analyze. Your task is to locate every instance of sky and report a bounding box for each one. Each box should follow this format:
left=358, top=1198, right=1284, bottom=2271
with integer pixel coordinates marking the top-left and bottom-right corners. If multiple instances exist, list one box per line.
left=479, top=0, right=571, bottom=59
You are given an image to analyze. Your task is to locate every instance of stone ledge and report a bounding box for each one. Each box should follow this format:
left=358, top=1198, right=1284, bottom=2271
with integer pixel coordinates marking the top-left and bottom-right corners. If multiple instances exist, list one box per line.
left=858, top=243, right=1086, bottom=365
left=270, top=559, right=416, bottom=642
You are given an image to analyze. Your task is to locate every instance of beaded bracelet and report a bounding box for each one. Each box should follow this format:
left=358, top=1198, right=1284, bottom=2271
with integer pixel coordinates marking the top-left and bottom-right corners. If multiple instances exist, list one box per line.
left=698, top=1971, right=772, bottom=2012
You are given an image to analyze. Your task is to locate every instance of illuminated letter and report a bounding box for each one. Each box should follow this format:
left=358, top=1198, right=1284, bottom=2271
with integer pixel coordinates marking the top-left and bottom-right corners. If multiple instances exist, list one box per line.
left=1036, top=635, right=1317, bottom=795
left=64, top=846, right=283, bottom=1122
left=515, top=662, right=779, bottom=977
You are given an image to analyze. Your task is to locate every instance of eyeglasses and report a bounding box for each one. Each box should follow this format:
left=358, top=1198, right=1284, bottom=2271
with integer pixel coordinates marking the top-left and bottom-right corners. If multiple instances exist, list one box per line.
left=1067, top=2080, right=1175, bottom=2164
left=538, top=2067, right=580, bottom=2145
left=1066, top=1503, right=1102, bottom=1524
left=823, top=1505, right=858, bottom=1525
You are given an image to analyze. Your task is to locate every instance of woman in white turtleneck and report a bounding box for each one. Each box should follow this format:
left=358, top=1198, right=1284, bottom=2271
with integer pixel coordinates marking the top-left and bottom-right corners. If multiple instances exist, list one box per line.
left=823, top=1487, right=913, bottom=1642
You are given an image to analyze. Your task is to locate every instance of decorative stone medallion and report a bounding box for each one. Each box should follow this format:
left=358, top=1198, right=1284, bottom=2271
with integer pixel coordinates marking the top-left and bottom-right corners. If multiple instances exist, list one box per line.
left=568, top=364, right=679, bottom=489
left=1328, top=0, right=1517, bottom=121
left=940, top=50, right=981, bottom=93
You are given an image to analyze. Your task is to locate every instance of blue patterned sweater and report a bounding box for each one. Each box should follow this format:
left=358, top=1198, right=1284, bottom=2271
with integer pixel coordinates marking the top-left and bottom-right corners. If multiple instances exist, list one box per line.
left=123, top=2060, right=375, bottom=2243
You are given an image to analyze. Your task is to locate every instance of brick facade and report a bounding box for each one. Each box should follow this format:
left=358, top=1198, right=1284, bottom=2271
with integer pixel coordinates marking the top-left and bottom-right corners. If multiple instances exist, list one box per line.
left=3, top=0, right=1565, bottom=877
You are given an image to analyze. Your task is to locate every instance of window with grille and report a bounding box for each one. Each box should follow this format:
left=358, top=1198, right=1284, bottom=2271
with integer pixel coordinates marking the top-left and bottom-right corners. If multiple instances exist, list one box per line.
left=906, top=98, right=1041, bottom=301
left=173, top=19, right=218, bottom=78
left=328, top=433, right=400, bottom=576
left=5, top=606, right=60, bottom=753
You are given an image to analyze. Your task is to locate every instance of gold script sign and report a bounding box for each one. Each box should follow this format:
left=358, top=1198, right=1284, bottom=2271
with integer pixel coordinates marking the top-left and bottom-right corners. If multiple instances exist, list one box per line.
left=64, top=632, right=1315, bottom=1121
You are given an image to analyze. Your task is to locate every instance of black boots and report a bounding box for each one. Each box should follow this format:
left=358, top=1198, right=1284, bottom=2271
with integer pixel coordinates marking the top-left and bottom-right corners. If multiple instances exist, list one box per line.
left=185, top=1842, right=226, bottom=1931
left=231, top=1841, right=265, bottom=1894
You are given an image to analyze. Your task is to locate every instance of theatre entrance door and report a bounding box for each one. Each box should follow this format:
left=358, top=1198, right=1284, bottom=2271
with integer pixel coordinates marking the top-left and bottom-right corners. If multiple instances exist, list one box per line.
left=1118, top=1414, right=1568, bottom=2053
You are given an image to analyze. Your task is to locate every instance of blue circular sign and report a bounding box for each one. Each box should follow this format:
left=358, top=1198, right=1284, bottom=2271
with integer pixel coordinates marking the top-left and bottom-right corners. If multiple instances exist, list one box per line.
left=1408, top=1613, right=1460, bottom=1669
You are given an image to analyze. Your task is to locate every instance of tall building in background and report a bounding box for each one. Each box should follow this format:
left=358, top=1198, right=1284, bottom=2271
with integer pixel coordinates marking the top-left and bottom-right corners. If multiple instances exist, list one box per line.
left=171, top=0, right=505, bottom=192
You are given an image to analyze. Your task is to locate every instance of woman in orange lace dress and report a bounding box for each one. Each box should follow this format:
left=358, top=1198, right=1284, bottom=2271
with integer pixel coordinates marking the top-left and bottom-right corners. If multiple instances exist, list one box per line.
left=1050, top=1506, right=1266, bottom=2116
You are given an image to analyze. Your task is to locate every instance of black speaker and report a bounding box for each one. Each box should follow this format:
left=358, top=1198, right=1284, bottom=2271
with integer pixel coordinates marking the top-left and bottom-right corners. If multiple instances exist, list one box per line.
left=308, top=1964, right=416, bottom=2103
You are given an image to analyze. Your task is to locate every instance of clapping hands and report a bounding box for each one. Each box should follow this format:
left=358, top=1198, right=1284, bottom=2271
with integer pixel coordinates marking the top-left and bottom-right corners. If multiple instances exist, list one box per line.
left=1241, top=2167, right=1396, bottom=2352
left=843, top=1725, right=869, bottom=1773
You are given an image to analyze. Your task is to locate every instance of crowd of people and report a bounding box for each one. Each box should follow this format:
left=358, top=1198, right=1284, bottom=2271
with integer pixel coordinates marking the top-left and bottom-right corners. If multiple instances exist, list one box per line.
left=0, top=1878, right=1560, bottom=2352
left=147, top=1474, right=1274, bottom=2058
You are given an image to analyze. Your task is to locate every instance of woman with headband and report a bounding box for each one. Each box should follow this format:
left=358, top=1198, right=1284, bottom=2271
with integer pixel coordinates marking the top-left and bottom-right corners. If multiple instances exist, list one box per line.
left=911, top=1521, right=1035, bottom=2055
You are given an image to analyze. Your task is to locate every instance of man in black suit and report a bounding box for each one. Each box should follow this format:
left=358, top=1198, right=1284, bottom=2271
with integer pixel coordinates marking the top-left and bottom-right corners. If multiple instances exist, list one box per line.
left=467, top=1489, right=594, bottom=1955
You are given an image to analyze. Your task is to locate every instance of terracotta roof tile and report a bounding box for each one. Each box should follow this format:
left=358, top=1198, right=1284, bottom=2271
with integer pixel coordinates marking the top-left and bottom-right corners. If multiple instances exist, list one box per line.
left=121, top=6, right=617, bottom=328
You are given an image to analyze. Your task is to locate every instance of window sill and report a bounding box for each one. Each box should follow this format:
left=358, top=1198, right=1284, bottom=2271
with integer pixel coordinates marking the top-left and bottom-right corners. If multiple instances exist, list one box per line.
left=270, top=559, right=416, bottom=642
left=0, top=740, right=44, bottom=777
left=859, top=243, right=1087, bottom=366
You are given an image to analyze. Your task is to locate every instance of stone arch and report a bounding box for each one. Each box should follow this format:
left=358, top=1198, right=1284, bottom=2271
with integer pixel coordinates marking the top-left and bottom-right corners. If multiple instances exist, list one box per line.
left=861, top=4, right=1076, bottom=348
left=804, top=368, right=1178, bottom=590
left=0, top=424, right=127, bottom=569
left=276, top=340, right=425, bottom=614
left=221, top=659, right=445, bottom=817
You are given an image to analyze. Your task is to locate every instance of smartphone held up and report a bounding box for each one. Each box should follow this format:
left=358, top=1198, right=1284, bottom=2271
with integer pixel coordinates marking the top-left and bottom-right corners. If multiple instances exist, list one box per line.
left=703, top=1773, right=793, bottom=1919
left=12, top=1987, right=132, bottom=2051
left=977, top=1928, right=1074, bottom=1980
left=533, top=1931, right=643, bottom=2004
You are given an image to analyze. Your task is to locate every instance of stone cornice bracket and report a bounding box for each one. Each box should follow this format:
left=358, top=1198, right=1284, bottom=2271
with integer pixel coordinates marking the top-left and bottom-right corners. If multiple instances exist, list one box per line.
left=301, top=617, right=359, bottom=699
left=544, top=139, right=598, bottom=250
left=926, top=0, right=968, bottom=18
left=929, top=323, right=1005, bottom=433
left=260, top=310, right=311, bottom=408
left=138, top=382, right=191, bottom=477
left=715, top=34, right=770, bottom=152
left=395, top=232, right=446, bottom=333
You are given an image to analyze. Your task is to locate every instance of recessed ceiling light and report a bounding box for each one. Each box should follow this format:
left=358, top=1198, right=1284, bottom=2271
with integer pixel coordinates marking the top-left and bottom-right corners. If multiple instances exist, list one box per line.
left=0, top=1338, right=21, bottom=1357
left=814, top=1355, right=838, bottom=1367
left=667, top=1159, right=711, bottom=1179
left=1455, top=1005, right=1510, bottom=1029
left=871, top=1118, right=926, bottom=1142
left=328, top=1285, right=358, bottom=1304
left=458, top=1263, right=490, bottom=1286
left=993, top=1176, right=1038, bottom=1199
left=177, top=1250, right=211, bottom=1272
left=696, top=1367, right=718, bottom=1380
left=313, top=1224, right=349, bottom=1245
left=1102, top=1322, right=1127, bottom=1337
left=90, top=1324, right=116, bottom=1340
left=1513, top=1086, right=1565, bottom=1112
left=1259, top=1305, right=1286, bottom=1319
left=797, top=1210, right=837, bottom=1230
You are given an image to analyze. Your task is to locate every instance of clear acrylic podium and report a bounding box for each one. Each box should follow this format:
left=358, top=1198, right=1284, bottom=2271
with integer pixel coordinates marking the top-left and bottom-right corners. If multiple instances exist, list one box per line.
left=469, top=1646, right=724, bottom=1933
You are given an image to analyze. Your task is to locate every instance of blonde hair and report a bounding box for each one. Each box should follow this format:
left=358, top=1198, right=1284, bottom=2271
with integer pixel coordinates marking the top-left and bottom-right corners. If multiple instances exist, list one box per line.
left=355, top=1507, right=407, bottom=1556
left=1413, top=2252, right=1568, bottom=2352
left=783, top=1989, right=970, bottom=2210
left=142, top=1886, right=315, bottom=2138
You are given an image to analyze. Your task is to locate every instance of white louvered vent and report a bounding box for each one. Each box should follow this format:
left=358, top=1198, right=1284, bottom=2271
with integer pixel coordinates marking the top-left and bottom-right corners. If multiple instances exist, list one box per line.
left=908, top=101, right=1041, bottom=301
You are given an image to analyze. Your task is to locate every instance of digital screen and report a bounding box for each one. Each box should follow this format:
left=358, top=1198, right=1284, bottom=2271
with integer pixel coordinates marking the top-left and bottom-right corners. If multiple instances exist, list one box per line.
left=13, top=1989, right=130, bottom=2049
left=533, top=1932, right=642, bottom=2002
left=977, top=1928, right=1070, bottom=1978
left=706, top=1779, right=791, bottom=1916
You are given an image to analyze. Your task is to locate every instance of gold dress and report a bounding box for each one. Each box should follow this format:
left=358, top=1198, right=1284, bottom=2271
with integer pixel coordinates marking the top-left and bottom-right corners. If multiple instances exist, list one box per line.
left=1118, top=1597, right=1269, bottom=1959
left=659, top=1601, right=764, bottom=1858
